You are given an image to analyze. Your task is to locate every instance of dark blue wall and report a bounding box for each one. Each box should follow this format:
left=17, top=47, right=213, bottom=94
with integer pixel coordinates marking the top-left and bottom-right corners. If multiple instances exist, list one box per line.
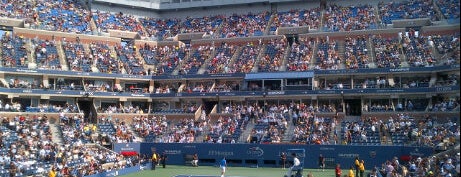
left=113, top=143, right=433, bottom=170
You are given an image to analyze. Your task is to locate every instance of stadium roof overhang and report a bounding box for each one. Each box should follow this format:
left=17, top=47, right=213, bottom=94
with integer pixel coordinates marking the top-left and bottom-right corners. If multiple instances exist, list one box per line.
left=245, top=71, right=314, bottom=80
left=92, top=0, right=305, bottom=10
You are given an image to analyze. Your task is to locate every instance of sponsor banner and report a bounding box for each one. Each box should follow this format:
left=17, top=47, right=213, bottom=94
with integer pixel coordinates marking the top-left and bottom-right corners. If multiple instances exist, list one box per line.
left=113, top=143, right=433, bottom=169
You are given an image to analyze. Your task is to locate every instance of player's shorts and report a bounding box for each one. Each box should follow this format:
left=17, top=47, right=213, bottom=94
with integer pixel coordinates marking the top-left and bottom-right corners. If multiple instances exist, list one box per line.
left=220, top=166, right=226, bottom=172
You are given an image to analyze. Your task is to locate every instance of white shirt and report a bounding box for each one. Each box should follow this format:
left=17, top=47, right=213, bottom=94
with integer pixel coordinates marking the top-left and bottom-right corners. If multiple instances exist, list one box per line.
left=293, top=157, right=300, bottom=167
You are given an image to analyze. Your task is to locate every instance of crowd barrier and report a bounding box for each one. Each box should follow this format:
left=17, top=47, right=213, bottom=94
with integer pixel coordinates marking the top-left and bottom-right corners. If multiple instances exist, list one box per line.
left=113, top=143, right=433, bottom=170
left=84, top=164, right=150, bottom=177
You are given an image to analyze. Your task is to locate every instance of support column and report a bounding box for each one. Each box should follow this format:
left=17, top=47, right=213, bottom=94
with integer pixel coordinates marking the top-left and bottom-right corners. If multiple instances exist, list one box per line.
left=149, top=80, right=154, bottom=93
left=43, top=75, right=49, bottom=88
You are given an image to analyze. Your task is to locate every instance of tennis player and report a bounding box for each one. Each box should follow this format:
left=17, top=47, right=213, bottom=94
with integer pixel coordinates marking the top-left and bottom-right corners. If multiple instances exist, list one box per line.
left=220, top=157, right=227, bottom=177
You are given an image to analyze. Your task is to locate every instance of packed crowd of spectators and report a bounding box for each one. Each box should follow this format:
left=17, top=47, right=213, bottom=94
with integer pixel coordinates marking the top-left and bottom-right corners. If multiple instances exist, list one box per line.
left=203, top=109, right=247, bottom=143
left=92, top=11, right=143, bottom=35
left=249, top=104, right=288, bottom=144
left=0, top=0, right=91, bottom=33
left=206, top=42, right=237, bottom=74
left=26, top=102, right=79, bottom=113
left=0, top=19, right=457, bottom=75
left=138, top=43, right=189, bottom=75
left=374, top=152, right=460, bottom=177
left=344, top=113, right=460, bottom=148
left=401, top=29, right=436, bottom=67
left=430, top=33, right=460, bottom=66
left=317, top=78, right=350, bottom=90
left=2, top=32, right=455, bottom=75
left=32, top=0, right=92, bottom=33
left=378, top=0, right=439, bottom=24
left=116, top=42, right=146, bottom=75
left=62, top=38, right=92, bottom=72
left=131, top=113, right=205, bottom=143
left=344, top=35, right=370, bottom=69
left=58, top=113, right=143, bottom=176
left=0, top=100, right=21, bottom=112
left=270, top=8, right=321, bottom=33
left=1, top=104, right=454, bottom=176
left=179, top=45, right=211, bottom=75
left=219, top=11, right=271, bottom=38
left=7, top=77, right=42, bottom=89
left=155, top=44, right=189, bottom=75
left=0, top=114, right=54, bottom=176
left=314, top=37, right=340, bottom=70
left=109, top=118, right=137, bottom=143
left=97, top=104, right=146, bottom=114
left=0, top=0, right=34, bottom=20
left=138, top=43, right=160, bottom=66
left=154, top=83, right=175, bottom=94
left=1, top=34, right=29, bottom=68
left=291, top=107, right=336, bottom=145
left=286, top=36, right=314, bottom=71
left=323, top=4, right=377, bottom=32
left=139, top=17, right=180, bottom=41
left=179, top=16, right=224, bottom=36
left=32, top=38, right=61, bottom=70
left=84, top=81, right=113, bottom=92
left=210, top=81, right=240, bottom=92
left=365, top=102, right=394, bottom=112
left=431, top=33, right=459, bottom=55
left=182, top=81, right=213, bottom=93
left=150, top=103, right=198, bottom=114
left=0, top=113, right=136, bottom=176
left=140, top=15, right=224, bottom=40
left=436, top=0, right=460, bottom=20
left=434, top=73, right=459, bottom=87
left=160, top=117, right=203, bottom=143
left=372, top=35, right=402, bottom=68
left=229, top=42, right=260, bottom=73
left=0, top=2, right=458, bottom=177
left=286, top=103, right=339, bottom=144
left=342, top=116, right=380, bottom=145
left=314, top=73, right=454, bottom=90
left=258, top=38, right=287, bottom=72
left=131, top=115, right=168, bottom=142
left=429, top=99, right=459, bottom=112
left=89, top=42, right=122, bottom=74
left=1, top=0, right=459, bottom=41
left=362, top=99, right=428, bottom=112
